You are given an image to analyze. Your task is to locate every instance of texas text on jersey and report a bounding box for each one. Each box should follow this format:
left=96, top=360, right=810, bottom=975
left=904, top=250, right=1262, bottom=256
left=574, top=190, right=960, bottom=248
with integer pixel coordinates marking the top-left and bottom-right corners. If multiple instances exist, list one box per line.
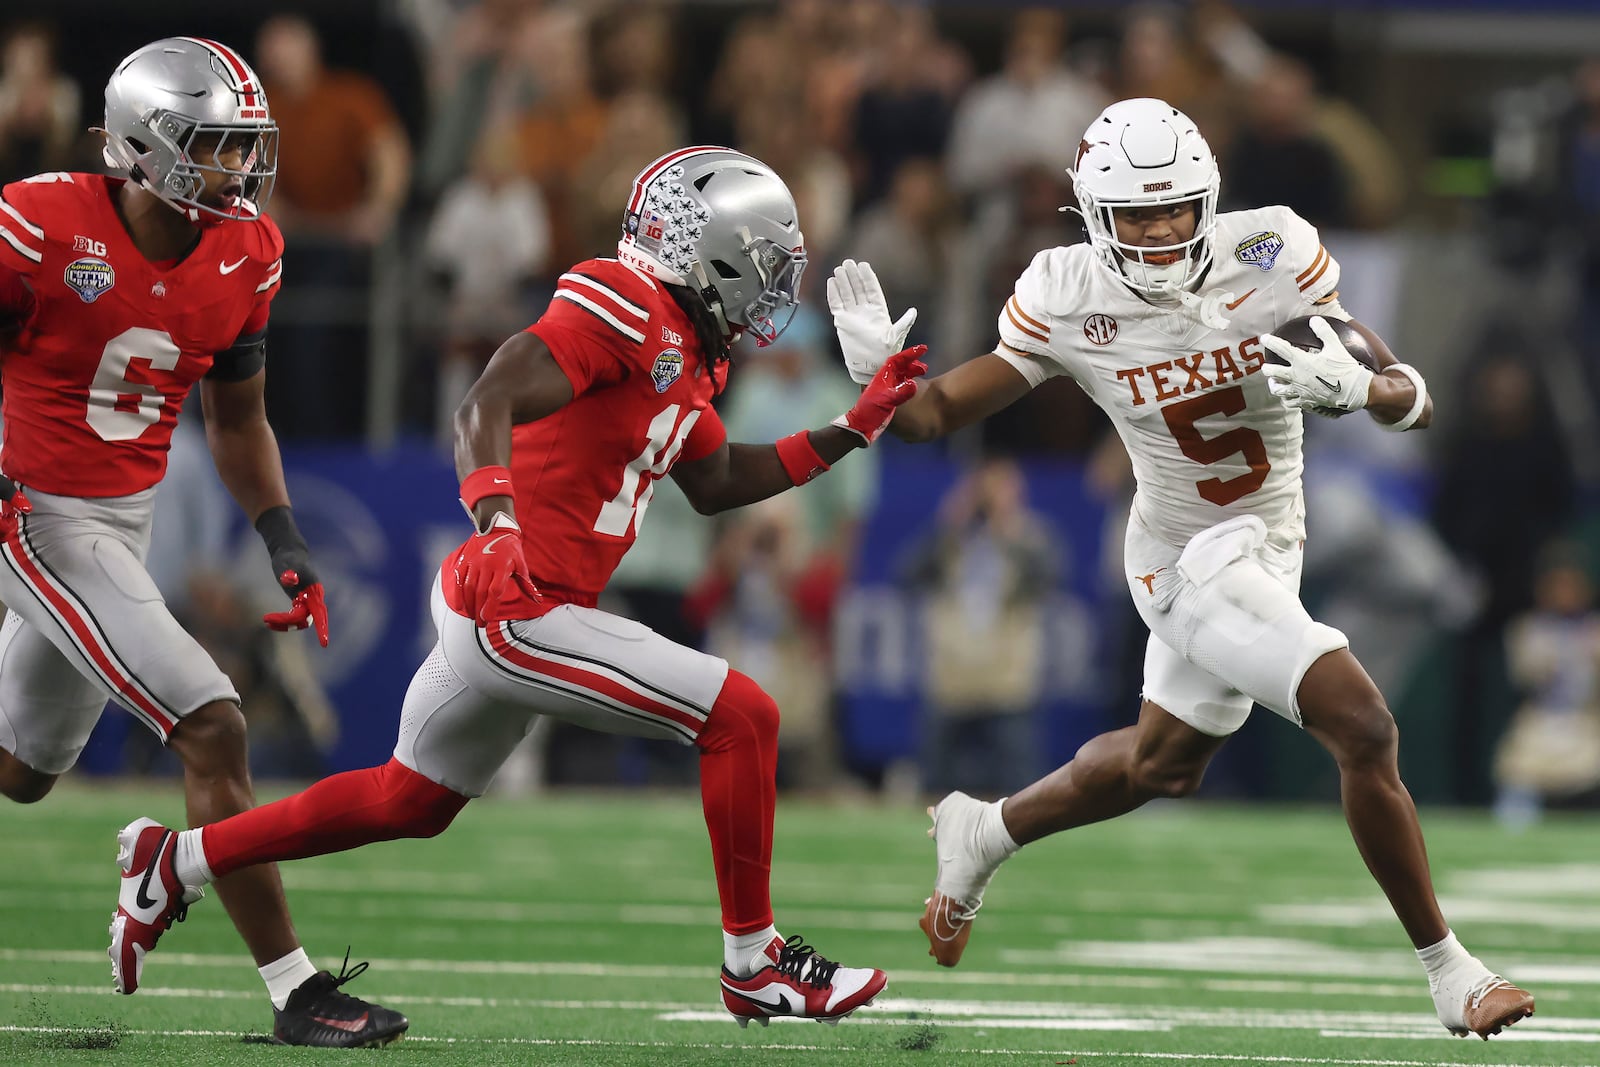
left=439, top=257, right=726, bottom=617
left=0, top=172, right=283, bottom=497
left=994, top=204, right=1340, bottom=548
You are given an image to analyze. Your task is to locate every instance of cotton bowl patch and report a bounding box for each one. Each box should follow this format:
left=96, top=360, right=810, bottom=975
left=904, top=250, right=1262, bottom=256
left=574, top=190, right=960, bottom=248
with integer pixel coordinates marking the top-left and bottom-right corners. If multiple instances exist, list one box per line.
left=64, top=257, right=116, bottom=303
left=651, top=348, right=684, bottom=393
left=1234, top=231, right=1284, bottom=271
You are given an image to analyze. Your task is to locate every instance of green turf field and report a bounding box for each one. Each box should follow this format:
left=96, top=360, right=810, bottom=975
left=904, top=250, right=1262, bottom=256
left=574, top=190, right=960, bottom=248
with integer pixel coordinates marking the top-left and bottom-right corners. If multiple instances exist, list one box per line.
left=3, top=785, right=1596, bottom=1066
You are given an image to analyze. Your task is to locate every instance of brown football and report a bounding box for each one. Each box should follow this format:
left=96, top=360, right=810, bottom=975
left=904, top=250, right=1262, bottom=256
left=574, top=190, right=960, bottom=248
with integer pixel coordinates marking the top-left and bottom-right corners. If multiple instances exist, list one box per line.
left=1264, top=315, right=1381, bottom=371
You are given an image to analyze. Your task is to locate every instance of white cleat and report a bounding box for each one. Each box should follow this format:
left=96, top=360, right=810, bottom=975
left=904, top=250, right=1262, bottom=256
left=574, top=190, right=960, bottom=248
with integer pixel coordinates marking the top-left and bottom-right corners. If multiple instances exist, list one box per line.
left=919, top=791, right=1001, bottom=967
left=1431, top=962, right=1535, bottom=1040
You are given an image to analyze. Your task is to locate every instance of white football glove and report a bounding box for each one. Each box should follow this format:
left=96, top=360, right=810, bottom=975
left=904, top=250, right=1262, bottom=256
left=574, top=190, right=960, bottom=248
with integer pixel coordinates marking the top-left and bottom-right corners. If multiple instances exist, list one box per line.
left=1260, top=316, right=1373, bottom=413
left=826, top=259, right=918, bottom=386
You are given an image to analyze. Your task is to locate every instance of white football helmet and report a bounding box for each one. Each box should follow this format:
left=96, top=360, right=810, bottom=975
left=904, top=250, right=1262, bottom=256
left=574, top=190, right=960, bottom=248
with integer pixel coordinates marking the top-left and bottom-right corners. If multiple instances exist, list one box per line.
left=1067, top=98, right=1220, bottom=295
left=617, top=146, right=806, bottom=346
left=99, top=37, right=278, bottom=224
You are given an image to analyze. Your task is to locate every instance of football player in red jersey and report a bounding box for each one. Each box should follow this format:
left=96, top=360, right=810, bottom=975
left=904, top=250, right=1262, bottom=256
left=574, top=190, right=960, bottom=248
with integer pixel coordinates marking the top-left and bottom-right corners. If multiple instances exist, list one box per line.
left=114, top=147, right=924, bottom=1028
left=0, top=39, right=405, bottom=1047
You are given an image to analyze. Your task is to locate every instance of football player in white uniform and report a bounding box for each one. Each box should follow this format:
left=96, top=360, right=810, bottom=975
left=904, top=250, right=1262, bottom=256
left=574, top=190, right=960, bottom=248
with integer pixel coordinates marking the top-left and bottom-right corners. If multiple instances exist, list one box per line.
left=828, top=98, right=1534, bottom=1040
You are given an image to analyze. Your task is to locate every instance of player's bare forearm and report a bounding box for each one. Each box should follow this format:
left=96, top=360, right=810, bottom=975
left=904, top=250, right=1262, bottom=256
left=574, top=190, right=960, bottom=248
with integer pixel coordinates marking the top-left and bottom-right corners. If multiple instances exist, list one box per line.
left=887, top=353, right=1034, bottom=443
left=1347, top=319, right=1433, bottom=431
left=672, top=427, right=862, bottom=515
left=1367, top=370, right=1433, bottom=429
left=454, top=330, right=573, bottom=526
left=200, top=373, right=291, bottom=520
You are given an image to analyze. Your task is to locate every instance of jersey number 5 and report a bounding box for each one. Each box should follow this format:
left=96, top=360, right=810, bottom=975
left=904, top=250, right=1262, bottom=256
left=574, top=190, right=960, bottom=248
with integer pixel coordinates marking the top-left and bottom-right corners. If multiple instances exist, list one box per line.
left=1161, top=385, right=1271, bottom=507
left=592, top=403, right=703, bottom=537
left=86, top=327, right=180, bottom=442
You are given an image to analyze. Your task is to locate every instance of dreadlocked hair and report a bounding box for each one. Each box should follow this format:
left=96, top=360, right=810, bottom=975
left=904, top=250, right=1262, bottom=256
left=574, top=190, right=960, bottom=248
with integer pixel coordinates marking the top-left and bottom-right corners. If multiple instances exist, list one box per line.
left=667, top=282, right=732, bottom=396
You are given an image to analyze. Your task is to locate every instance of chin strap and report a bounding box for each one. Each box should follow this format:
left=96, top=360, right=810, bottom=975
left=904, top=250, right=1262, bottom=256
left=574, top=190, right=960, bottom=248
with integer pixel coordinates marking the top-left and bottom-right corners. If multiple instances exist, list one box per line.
left=1176, top=287, right=1236, bottom=331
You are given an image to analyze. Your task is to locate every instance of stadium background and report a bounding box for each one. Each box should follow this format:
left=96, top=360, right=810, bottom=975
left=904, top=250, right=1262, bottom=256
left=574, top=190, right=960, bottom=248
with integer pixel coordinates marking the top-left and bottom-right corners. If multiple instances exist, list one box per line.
left=4, top=0, right=1600, bottom=817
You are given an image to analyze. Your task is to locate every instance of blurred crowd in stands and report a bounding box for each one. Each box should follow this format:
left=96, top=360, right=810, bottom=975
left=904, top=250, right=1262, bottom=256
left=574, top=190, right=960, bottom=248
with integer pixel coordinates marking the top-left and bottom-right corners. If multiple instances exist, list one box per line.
left=4, top=0, right=1600, bottom=814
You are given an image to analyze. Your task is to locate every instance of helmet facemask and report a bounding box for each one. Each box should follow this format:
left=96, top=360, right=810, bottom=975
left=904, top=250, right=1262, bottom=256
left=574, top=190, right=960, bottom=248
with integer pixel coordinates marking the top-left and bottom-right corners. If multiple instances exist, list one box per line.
left=714, top=236, right=806, bottom=347
left=1082, top=188, right=1218, bottom=295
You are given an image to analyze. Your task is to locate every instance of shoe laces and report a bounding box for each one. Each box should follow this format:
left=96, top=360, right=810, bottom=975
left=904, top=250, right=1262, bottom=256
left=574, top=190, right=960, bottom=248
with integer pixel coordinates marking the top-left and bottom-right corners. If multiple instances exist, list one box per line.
left=1465, top=973, right=1512, bottom=1009
left=773, top=935, right=840, bottom=989
left=298, top=948, right=372, bottom=1011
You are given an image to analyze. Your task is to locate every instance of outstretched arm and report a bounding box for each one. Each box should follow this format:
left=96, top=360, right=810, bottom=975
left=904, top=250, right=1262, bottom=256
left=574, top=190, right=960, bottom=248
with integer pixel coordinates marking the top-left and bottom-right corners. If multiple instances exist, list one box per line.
left=885, top=352, right=1035, bottom=443
left=672, top=346, right=927, bottom=515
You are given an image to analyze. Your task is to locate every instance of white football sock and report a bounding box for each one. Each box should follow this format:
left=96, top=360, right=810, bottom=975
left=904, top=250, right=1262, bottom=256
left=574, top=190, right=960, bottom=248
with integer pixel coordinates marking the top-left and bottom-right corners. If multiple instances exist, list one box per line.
left=724, top=925, right=781, bottom=978
left=172, top=828, right=214, bottom=889
left=1416, top=930, right=1474, bottom=981
left=979, top=796, right=1022, bottom=867
left=260, top=948, right=319, bottom=1010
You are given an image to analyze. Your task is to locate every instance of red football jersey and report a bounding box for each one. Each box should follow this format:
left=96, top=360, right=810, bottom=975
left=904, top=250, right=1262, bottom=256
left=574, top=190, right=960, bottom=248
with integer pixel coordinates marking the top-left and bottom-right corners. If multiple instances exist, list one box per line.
left=443, top=258, right=727, bottom=617
left=0, top=172, right=283, bottom=496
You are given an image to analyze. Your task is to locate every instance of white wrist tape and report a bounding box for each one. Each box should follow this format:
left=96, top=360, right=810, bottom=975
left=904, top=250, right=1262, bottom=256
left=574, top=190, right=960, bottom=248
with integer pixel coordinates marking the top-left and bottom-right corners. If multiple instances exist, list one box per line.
left=1377, top=362, right=1427, bottom=432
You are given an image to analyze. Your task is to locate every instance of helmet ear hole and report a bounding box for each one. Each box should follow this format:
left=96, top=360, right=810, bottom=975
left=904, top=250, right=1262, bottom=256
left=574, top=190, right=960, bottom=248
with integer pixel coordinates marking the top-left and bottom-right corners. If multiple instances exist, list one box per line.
left=128, top=138, right=151, bottom=154
left=710, top=259, right=743, bottom=281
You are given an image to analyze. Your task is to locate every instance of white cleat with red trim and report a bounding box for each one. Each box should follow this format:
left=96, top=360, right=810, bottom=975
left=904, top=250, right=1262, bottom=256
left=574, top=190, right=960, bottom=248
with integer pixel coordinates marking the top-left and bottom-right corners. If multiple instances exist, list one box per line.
left=109, top=817, right=203, bottom=994
left=720, top=934, right=887, bottom=1027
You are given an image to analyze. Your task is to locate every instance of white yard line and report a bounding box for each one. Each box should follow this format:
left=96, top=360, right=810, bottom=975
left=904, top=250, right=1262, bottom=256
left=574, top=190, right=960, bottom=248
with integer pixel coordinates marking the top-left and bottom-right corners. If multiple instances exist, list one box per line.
left=1, top=1025, right=1588, bottom=1066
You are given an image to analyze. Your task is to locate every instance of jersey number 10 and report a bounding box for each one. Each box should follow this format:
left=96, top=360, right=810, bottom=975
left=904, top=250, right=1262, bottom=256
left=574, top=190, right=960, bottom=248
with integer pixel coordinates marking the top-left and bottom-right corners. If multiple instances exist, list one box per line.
left=592, top=403, right=703, bottom=537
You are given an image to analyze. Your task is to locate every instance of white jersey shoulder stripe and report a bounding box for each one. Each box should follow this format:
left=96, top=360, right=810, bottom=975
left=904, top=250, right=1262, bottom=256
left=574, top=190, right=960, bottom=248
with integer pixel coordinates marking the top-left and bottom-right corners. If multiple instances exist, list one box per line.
left=553, top=290, right=647, bottom=343
left=0, top=225, right=42, bottom=263
left=558, top=272, right=649, bottom=320
left=0, top=195, right=44, bottom=241
left=255, top=260, right=283, bottom=293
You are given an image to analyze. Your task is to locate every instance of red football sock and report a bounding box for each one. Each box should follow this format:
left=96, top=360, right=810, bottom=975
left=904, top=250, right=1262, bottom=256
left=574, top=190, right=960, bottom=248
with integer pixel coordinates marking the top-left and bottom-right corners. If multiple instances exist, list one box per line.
left=695, top=670, right=779, bottom=935
left=200, top=757, right=467, bottom=879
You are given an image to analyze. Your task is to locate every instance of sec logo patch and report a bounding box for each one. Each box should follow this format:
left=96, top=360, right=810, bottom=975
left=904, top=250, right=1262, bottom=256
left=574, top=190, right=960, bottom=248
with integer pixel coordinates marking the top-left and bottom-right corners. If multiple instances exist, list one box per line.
left=1083, top=313, right=1118, bottom=346
left=651, top=348, right=684, bottom=393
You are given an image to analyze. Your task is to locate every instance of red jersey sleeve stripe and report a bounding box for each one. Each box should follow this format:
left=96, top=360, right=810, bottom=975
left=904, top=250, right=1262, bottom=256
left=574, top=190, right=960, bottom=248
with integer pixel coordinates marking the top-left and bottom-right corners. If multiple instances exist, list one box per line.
left=558, top=272, right=648, bottom=320
left=553, top=290, right=647, bottom=343
left=0, top=194, right=44, bottom=240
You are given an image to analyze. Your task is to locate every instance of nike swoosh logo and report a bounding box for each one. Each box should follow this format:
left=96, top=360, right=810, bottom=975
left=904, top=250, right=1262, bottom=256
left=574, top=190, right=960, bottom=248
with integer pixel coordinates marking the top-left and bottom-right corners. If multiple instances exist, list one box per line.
left=1316, top=376, right=1341, bottom=393
left=491, top=478, right=510, bottom=487
left=134, top=832, right=169, bottom=911
left=218, top=257, right=248, bottom=275
left=722, top=985, right=791, bottom=1013
left=310, top=1012, right=370, bottom=1033
left=480, top=533, right=513, bottom=556
left=1224, top=288, right=1257, bottom=311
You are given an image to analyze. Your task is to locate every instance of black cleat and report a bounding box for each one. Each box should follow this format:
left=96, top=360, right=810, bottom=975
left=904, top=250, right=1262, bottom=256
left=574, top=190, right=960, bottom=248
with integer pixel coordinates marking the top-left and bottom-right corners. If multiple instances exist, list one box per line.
left=271, top=952, right=408, bottom=1048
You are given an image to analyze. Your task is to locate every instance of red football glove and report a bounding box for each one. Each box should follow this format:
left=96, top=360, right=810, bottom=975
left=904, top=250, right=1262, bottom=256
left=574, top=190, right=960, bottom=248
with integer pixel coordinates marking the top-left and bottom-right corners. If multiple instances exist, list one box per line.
left=453, top=511, right=539, bottom=625
left=263, top=570, right=330, bottom=648
left=831, top=344, right=928, bottom=445
left=0, top=474, right=32, bottom=543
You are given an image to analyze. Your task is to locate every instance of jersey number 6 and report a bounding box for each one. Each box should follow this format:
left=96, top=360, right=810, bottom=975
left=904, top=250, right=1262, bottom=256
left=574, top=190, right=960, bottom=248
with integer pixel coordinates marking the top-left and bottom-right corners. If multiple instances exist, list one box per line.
left=1161, top=385, right=1271, bottom=507
left=87, top=327, right=180, bottom=443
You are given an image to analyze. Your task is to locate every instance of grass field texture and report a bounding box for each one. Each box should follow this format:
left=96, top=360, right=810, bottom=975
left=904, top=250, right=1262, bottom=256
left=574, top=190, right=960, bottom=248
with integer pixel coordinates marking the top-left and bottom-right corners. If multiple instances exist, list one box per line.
left=3, top=785, right=1598, bottom=1066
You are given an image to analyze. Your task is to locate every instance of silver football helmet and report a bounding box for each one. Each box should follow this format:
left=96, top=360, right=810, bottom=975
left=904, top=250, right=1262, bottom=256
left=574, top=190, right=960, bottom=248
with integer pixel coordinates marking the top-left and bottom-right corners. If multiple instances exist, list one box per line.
left=99, top=37, right=278, bottom=224
left=617, top=147, right=806, bottom=346
left=1068, top=98, right=1220, bottom=295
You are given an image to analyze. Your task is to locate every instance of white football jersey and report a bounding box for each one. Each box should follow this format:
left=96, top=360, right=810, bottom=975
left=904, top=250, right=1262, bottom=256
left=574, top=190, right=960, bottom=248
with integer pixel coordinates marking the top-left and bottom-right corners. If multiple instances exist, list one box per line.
left=995, top=206, right=1344, bottom=547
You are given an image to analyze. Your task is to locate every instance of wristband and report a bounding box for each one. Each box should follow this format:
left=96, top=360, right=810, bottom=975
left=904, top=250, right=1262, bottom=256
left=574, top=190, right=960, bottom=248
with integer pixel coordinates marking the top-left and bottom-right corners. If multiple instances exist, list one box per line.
left=1376, top=363, right=1427, bottom=432
left=254, top=504, right=307, bottom=556
left=775, top=430, right=831, bottom=486
left=460, top=465, right=515, bottom=511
